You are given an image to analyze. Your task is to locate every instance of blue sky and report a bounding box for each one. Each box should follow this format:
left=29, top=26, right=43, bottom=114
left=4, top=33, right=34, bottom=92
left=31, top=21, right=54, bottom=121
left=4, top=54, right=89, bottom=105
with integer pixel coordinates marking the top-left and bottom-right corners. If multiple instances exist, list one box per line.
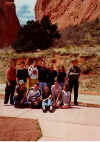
left=14, top=0, right=37, bottom=25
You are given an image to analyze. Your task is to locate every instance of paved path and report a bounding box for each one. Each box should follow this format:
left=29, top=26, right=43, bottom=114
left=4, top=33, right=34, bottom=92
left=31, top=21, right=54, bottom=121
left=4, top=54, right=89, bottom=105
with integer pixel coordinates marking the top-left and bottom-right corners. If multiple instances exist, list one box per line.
left=0, top=100, right=100, bottom=141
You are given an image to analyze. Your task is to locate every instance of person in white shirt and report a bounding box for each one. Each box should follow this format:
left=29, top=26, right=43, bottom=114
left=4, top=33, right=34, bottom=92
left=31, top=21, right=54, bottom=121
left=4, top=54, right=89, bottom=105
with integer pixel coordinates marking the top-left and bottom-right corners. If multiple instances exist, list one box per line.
left=27, top=59, right=38, bottom=91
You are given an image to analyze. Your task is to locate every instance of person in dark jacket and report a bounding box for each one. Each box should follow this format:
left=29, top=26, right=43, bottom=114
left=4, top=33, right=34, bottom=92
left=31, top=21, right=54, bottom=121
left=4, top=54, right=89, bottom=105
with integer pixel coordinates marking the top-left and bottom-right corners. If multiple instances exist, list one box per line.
left=68, top=59, right=80, bottom=105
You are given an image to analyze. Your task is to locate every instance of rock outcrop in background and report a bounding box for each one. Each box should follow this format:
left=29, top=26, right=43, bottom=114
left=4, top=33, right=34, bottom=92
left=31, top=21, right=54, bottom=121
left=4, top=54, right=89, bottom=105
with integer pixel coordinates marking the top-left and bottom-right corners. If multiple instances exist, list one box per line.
left=35, top=0, right=100, bottom=29
left=0, top=0, right=20, bottom=47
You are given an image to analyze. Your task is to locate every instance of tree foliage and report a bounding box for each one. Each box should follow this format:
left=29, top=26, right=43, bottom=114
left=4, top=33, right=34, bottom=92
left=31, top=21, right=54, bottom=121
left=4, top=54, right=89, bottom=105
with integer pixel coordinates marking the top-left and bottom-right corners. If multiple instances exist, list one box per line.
left=12, top=16, right=61, bottom=52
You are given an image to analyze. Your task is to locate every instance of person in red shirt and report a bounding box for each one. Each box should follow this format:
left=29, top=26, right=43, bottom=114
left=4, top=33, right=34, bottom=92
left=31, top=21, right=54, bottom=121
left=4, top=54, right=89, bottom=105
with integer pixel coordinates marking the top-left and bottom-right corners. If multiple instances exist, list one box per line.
left=4, top=59, right=16, bottom=105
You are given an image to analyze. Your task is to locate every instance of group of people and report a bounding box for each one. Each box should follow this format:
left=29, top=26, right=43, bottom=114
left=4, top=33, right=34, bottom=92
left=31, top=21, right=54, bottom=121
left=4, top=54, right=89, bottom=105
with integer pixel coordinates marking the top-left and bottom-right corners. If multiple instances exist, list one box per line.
left=4, top=57, right=80, bottom=112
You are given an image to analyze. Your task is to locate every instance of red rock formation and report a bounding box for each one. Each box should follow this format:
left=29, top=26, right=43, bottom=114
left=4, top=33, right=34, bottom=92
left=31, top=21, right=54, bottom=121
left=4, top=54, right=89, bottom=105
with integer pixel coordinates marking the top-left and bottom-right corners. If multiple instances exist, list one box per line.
left=35, top=0, right=100, bottom=29
left=0, top=0, right=20, bottom=47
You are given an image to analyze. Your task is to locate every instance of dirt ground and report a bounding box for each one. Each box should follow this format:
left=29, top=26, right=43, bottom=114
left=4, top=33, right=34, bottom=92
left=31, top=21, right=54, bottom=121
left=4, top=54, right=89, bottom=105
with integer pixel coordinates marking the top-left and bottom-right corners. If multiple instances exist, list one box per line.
left=0, top=117, right=42, bottom=141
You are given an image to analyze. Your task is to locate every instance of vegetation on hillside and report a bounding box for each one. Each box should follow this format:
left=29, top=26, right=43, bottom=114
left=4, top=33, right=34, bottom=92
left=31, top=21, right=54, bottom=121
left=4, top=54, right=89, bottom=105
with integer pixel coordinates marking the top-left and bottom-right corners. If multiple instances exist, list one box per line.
left=12, top=16, right=61, bottom=52
left=0, top=19, right=100, bottom=93
left=56, top=18, right=100, bottom=48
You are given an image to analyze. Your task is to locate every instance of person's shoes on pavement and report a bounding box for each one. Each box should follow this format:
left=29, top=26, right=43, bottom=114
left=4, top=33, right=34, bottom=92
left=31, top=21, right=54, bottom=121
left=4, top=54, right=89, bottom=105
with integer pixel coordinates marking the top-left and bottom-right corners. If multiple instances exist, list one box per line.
left=49, top=105, right=53, bottom=112
left=74, top=101, right=78, bottom=106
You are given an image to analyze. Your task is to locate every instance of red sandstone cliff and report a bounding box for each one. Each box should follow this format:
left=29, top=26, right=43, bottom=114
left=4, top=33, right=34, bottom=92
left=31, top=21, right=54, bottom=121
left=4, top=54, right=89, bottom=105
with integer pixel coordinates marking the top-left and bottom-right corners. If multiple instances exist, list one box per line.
left=0, top=0, right=20, bottom=47
left=35, top=0, right=100, bottom=29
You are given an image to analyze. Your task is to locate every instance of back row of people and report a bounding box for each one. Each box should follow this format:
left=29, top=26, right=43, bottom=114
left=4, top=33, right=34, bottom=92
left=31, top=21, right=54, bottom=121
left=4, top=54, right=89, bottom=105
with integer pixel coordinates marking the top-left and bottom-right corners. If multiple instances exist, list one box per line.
left=4, top=58, right=80, bottom=111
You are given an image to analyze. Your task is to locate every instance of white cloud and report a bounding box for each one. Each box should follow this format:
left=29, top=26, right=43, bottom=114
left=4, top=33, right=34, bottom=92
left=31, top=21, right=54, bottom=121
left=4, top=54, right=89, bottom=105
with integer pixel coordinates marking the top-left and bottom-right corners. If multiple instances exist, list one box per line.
left=14, top=0, right=37, bottom=25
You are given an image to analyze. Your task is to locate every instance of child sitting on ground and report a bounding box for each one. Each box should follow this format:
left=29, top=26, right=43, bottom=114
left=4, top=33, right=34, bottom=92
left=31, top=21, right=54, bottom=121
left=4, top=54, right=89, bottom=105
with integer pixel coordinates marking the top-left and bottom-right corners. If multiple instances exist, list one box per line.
left=42, top=86, right=53, bottom=112
left=27, top=83, right=42, bottom=108
left=62, top=84, right=71, bottom=109
left=14, top=80, right=27, bottom=107
left=51, top=81, right=62, bottom=108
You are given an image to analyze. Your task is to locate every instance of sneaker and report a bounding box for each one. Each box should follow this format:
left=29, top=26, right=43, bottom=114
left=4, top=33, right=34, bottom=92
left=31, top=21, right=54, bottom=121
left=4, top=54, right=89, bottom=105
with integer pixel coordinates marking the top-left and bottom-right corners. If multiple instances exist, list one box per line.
left=49, top=106, right=53, bottom=112
left=74, top=102, right=78, bottom=106
left=42, top=106, right=46, bottom=112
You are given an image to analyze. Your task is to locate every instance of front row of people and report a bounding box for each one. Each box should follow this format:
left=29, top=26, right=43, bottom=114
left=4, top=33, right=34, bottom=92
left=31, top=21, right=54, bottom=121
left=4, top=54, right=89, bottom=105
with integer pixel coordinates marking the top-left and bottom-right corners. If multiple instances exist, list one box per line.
left=14, top=80, right=71, bottom=112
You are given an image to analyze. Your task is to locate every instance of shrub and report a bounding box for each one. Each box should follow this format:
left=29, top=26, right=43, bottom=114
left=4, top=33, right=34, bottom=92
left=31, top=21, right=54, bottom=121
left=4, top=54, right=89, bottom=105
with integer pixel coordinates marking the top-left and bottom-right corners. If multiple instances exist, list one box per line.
left=12, top=16, right=61, bottom=52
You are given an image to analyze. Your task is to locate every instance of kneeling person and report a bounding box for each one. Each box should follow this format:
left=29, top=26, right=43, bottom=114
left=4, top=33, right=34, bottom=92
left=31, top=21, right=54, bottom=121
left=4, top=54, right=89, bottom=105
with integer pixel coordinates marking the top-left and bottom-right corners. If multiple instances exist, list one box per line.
left=62, top=85, right=71, bottom=109
left=42, top=86, right=53, bottom=112
left=27, top=83, right=41, bottom=107
left=14, top=80, right=27, bottom=107
left=51, top=81, right=62, bottom=108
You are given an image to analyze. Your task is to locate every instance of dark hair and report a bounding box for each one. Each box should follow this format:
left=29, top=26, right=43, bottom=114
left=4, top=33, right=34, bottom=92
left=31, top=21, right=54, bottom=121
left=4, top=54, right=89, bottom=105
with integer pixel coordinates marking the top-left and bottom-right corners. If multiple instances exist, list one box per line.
left=64, top=84, right=70, bottom=91
left=59, top=66, right=65, bottom=73
left=36, top=82, right=39, bottom=86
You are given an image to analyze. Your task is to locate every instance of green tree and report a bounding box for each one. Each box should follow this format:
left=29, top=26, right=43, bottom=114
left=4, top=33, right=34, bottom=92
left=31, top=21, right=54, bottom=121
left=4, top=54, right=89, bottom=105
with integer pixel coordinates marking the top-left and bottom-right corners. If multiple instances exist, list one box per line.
left=12, top=16, right=61, bottom=52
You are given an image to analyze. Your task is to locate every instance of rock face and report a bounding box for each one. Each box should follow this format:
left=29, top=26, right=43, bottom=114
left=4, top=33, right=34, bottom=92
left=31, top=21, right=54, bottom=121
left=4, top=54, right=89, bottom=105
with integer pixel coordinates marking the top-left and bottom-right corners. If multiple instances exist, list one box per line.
left=35, top=0, right=100, bottom=29
left=0, top=0, right=20, bottom=47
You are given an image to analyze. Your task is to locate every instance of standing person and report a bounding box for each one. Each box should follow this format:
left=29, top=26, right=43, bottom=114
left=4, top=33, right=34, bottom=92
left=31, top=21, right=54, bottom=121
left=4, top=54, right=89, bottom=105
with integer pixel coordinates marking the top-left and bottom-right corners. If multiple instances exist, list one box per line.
left=27, top=59, right=38, bottom=91
left=47, top=65, right=57, bottom=91
left=51, top=81, right=62, bottom=108
left=37, top=59, right=48, bottom=91
left=68, top=59, right=80, bottom=105
left=16, top=61, right=29, bottom=87
left=4, top=60, right=16, bottom=105
left=57, top=66, right=66, bottom=88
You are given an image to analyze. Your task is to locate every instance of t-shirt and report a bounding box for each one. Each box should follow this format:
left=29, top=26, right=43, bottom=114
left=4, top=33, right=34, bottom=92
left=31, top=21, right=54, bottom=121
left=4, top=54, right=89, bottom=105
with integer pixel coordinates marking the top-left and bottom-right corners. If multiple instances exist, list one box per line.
left=47, top=70, right=57, bottom=85
left=68, top=66, right=80, bottom=82
left=51, top=85, right=62, bottom=97
left=27, top=87, right=41, bottom=102
left=7, top=67, right=16, bottom=81
left=37, top=66, right=48, bottom=82
left=57, top=71, right=66, bottom=83
left=28, top=65, right=38, bottom=80
left=17, top=68, right=28, bottom=82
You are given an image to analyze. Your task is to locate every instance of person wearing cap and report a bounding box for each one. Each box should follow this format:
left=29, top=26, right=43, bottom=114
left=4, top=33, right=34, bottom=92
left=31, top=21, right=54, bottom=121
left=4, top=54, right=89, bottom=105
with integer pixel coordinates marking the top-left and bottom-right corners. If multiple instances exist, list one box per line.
left=16, top=61, right=29, bottom=86
left=27, top=59, right=38, bottom=91
left=4, top=60, right=16, bottom=105
left=68, top=59, right=80, bottom=105
left=14, top=80, right=27, bottom=107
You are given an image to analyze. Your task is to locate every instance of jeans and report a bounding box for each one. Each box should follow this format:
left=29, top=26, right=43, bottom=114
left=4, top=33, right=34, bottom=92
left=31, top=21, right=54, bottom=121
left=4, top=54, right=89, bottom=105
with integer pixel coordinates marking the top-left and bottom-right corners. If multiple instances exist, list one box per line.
left=42, top=98, right=52, bottom=108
